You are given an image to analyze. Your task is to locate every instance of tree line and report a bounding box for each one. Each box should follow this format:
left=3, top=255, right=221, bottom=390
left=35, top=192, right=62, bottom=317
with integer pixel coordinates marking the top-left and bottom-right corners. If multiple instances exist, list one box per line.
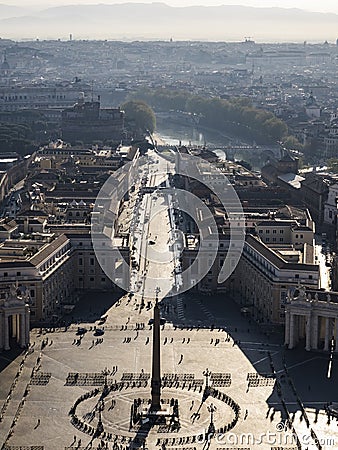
left=130, top=88, right=301, bottom=147
left=0, top=123, right=38, bottom=155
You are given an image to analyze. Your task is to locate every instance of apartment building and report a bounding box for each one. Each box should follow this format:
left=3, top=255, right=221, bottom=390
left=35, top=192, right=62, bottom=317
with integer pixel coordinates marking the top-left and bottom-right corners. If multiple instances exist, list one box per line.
left=0, top=229, right=129, bottom=323
left=182, top=207, right=319, bottom=325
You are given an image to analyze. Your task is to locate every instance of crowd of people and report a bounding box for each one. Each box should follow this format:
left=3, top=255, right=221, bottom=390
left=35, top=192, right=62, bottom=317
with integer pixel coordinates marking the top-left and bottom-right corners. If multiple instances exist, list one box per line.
left=2, top=346, right=43, bottom=448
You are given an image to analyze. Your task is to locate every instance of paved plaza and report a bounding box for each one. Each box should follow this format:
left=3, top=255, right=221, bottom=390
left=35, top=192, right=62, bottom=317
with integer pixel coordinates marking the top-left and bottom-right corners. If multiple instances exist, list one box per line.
left=0, top=291, right=337, bottom=450
left=0, top=151, right=338, bottom=450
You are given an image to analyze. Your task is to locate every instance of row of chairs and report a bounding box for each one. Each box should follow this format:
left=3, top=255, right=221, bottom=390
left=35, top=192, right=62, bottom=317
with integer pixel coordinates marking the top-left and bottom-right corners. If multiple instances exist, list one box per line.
left=121, top=372, right=150, bottom=381
left=65, top=372, right=105, bottom=386
left=30, top=373, right=51, bottom=386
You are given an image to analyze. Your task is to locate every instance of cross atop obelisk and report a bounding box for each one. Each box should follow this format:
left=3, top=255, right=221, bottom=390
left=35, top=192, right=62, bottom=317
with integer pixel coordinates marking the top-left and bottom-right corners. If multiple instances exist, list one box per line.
left=151, top=297, right=161, bottom=410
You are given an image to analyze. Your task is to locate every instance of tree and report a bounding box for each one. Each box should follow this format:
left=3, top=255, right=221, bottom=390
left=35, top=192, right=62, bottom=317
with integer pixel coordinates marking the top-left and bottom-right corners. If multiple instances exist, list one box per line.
left=122, top=100, right=156, bottom=134
left=283, top=135, right=304, bottom=151
left=128, top=88, right=292, bottom=144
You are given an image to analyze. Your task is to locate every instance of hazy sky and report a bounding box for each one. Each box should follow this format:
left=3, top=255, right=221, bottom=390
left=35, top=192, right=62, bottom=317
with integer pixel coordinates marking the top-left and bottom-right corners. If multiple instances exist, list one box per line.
left=12, top=0, right=338, bottom=14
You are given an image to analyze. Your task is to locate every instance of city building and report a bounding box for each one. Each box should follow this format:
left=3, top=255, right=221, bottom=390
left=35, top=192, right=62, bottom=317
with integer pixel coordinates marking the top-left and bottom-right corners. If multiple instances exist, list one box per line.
left=61, top=98, right=125, bottom=143
left=182, top=204, right=319, bottom=325
left=0, top=229, right=129, bottom=325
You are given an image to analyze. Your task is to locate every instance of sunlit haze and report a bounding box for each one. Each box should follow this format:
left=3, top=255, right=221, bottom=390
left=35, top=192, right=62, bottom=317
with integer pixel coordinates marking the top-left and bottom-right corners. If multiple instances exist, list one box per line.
left=8, top=0, right=338, bottom=14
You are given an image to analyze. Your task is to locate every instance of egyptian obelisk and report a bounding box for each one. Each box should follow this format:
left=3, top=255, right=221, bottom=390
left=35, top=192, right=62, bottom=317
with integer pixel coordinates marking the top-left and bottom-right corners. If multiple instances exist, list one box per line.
left=151, top=298, right=161, bottom=410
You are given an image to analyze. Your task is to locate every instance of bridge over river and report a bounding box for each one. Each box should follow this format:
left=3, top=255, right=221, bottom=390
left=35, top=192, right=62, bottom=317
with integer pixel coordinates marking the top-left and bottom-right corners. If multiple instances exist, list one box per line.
left=157, top=142, right=281, bottom=165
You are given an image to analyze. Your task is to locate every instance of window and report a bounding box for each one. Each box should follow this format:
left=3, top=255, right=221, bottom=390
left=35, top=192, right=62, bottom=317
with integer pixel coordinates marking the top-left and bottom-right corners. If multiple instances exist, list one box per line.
left=273, top=230, right=277, bottom=234
left=90, top=277, right=94, bottom=282
left=295, top=274, right=299, bottom=279
left=266, top=230, right=270, bottom=234
left=4, top=272, right=8, bottom=277
left=17, top=272, right=21, bottom=276
left=30, top=289, right=35, bottom=297
left=90, top=258, right=94, bottom=266
left=280, top=230, right=284, bottom=234
left=309, top=275, right=313, bottom=280
left=259, top=229, right=263, bottom=234
left=280, top=238, right=284, bottom=242
left=101, top=277, right=106, bottom=282
left=272, top=238, right=276, bottom=242
left=79, top=258, right=83, bottom=266
left=266, top=238, right=270, bottom=242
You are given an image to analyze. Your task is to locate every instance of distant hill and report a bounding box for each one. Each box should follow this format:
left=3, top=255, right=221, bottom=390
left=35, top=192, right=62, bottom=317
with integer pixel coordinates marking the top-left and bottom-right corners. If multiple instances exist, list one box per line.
left=0, top=3, right=31, bottom=19
left=0, top=3, right=338, bottom=41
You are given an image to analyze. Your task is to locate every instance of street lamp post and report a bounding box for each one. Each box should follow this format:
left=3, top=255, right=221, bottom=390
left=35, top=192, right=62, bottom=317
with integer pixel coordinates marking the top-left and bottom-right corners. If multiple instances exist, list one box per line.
left=203, top=368, right=211, bottom=399
left=207, top=402, right=217, bottom=436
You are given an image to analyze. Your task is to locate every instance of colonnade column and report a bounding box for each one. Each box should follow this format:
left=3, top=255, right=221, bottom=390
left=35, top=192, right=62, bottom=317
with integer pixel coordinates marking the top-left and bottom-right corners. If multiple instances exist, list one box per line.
left=19, top=313, right=25, bottom=348
left=25, top=307, right=30, bottom=346
left=289, top=313, right=295, bottom=349
left=12, top=315, right=16, bottom=338
left=324, top=317, right=330, bottom=351
left=16, top=314, right=20, bottom=342
left=312, top=314, right=318, bottom=350
left=0, top=314, right=3, bottom=349
left=334, top=318, right=338, bottom=352
left=4, top=314, right=9, bottom=350
left=284, top=310, right=290, bottom=346
left=305, top=314, right=311, bottom=351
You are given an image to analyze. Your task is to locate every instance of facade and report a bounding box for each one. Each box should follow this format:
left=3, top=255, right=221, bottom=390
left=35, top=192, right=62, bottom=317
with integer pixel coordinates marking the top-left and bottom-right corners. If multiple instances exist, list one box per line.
left=234, top=234, right=319, bottom=324
left=182, top=232, right=319, bottom=325
left=182, top=207, right=319, bottom=325
left=0, top=83, right=91, bottom=112
left=300, top=174, right=329, bottom=225
left=0, top=285, right=30, bottom=351
left=324, top=183, right=338, bottom=227
left=285, top=286, right=338, bottom=352
left=61, top=99, right=125, bottom=143
left=0, top=230, right=129, bottom=323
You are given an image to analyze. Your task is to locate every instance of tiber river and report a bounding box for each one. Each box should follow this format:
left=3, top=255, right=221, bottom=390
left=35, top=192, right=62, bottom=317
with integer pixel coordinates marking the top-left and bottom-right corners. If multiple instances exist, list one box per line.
left=155, top=119, right=266, bottom=169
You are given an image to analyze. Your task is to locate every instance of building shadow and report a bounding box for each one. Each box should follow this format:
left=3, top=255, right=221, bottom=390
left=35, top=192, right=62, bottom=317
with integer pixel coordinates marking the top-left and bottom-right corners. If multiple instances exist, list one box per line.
left=32, top=290, right=125, bottom=328
left=159, top=291, right=338, bottom=428
left=129, top=421, right=151, bottom=449
left=0, top=344, right=24, bottom=373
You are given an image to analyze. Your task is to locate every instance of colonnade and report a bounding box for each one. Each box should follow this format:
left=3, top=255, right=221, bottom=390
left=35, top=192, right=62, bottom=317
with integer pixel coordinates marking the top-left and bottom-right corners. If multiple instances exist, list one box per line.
left=285, top=290, right=338, bottom=352
left=0, top=305, right=30, bottom=351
